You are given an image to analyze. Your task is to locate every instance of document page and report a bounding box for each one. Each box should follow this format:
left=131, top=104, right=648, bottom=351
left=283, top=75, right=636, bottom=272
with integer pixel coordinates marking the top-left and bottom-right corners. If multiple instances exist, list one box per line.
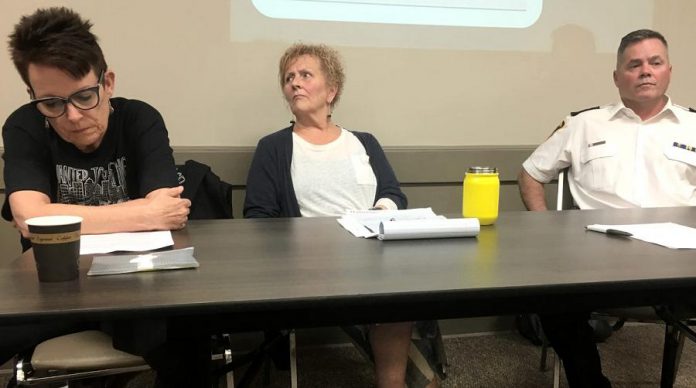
left=80, top=231, right=174, bottom=255
left=337, top=208, right=440, bottom=238
left=588, top=222, right=696, bottom=249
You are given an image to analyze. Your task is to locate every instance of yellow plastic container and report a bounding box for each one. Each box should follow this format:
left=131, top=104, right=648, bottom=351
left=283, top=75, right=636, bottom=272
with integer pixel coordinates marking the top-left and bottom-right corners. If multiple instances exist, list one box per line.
left=462, top=167, right=500, bottom=225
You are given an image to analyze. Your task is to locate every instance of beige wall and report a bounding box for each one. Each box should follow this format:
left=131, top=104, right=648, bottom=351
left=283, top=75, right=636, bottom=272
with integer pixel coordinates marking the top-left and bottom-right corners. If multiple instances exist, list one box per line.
left=1, top=1, right=695, bottom=149
left=0, top=193, right=20, bottom=257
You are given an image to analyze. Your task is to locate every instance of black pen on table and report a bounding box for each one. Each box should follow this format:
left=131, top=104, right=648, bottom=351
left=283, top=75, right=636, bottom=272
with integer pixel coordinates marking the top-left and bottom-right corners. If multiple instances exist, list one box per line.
left=585, top=225, right=633, bottom=237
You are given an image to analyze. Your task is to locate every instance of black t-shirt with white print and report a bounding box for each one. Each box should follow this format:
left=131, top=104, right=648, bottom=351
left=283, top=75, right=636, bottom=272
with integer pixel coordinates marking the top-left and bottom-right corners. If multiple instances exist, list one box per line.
left=2, top=97, right=178, bottom=211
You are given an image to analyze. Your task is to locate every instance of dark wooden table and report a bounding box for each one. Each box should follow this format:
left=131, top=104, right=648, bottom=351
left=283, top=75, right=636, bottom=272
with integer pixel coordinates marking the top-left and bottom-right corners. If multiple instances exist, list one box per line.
left=1, top=207, right=696, bottom=331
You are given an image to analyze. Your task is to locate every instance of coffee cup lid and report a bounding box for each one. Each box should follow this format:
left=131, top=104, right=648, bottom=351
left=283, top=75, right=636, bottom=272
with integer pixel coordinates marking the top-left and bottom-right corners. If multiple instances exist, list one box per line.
left=26, top=215, right=83, bottom=226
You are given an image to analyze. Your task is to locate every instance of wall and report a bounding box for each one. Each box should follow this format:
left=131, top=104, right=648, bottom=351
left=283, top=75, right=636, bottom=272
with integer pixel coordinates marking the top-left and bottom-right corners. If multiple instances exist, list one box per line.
left=1, top=1, right=695, bottom=149
left=0, top=193, right=19, bottom=262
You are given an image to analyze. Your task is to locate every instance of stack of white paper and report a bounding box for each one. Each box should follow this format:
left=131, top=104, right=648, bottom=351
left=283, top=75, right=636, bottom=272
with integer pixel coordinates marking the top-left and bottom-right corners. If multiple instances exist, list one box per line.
left=337, top=207, right=480, bottom=240
left=378, top=218, right=480, bottom=240
left=80, top=230, right=174, bottom=255
left=337, top=208, right=441, bottom=238
left=87, top=247, right=199, bottom=276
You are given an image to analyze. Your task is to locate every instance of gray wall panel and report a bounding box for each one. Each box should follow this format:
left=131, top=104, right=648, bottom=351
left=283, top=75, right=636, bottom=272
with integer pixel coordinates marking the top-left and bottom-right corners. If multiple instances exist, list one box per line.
left=0, top=193, right=20, bottom=259
left=1, top=145, right=556, bottom=219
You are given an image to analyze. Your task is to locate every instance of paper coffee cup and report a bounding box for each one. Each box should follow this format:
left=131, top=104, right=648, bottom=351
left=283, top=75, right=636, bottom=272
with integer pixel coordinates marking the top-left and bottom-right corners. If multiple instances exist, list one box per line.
left=26, top=215, right=83, bottom=282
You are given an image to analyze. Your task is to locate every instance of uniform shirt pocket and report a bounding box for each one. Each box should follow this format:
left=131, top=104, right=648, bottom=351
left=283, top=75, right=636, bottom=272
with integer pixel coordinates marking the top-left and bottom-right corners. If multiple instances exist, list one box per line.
left=579, top=142, right=616, bottom=164
left=351, top=155, right=377, bottom=185
left=578, top=142, right=618, bottom=192
left=663, top=143, right=696, bottom=202
left=664, top=144, right=696, bottom=168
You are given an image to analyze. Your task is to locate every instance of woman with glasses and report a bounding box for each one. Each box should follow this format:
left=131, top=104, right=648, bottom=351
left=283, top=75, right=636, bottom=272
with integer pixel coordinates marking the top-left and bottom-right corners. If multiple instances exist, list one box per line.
left=244, top=43, right=446, bottom=388
left=3, top=8, right=190, bottom=242
left=1, top=7, right=203, bottom=386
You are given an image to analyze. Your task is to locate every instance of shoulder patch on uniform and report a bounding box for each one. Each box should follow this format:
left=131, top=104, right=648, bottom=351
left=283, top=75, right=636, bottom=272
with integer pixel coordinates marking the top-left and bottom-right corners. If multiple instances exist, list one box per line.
left=548, top=120, right=566, bottom=138
left=570, top=106, right=600, bottom=117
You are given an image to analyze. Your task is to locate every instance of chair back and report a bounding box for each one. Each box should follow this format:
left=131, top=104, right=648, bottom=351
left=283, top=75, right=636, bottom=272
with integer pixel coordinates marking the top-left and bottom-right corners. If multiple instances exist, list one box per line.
left=177, top=160, right=234, bottom=219
left=556, top=168, right=576, bottom=211
left=15, top=331, right=149, bottom=386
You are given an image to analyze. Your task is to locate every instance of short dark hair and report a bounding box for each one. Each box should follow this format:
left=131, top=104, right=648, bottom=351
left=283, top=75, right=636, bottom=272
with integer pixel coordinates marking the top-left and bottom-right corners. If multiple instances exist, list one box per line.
left=617, top=29, right=668, bottom=65
left=8, top=7, right=107, bottom=88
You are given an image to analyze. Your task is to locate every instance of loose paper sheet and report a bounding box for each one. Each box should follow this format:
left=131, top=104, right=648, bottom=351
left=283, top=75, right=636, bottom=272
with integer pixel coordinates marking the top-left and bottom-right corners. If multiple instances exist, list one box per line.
left=337, top=208, right=440, bottom=238
left=80, top=231, right=174, bottom=255
left=588, top=222, right=696, bottom=249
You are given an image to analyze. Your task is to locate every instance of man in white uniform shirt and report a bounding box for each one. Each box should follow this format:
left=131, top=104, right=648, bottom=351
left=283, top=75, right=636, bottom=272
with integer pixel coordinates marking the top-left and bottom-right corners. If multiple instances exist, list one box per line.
left=518, top=29, right=696, bottom=388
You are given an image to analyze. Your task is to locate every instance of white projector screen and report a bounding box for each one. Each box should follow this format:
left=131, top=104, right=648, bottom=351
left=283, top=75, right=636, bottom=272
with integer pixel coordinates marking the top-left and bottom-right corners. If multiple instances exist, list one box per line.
left=231, top=0, right=653, bottom=53
left=250, top=0, right=543, bottom=28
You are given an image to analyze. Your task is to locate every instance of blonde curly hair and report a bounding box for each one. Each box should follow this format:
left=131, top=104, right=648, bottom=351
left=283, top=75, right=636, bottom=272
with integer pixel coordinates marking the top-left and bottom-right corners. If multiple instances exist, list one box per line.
left=278, top=43, right=345, bottom=109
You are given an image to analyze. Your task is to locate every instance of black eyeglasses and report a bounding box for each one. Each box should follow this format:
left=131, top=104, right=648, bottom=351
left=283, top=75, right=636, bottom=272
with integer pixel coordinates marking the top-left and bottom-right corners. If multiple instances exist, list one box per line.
left=30, top=71, right=104, bottom=118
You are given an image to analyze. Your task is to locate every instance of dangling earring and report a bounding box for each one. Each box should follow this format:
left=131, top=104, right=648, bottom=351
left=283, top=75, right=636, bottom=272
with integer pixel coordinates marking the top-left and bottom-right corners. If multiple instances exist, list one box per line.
left=44, top=117, right=49, bottom=129
left=109, top=101, right=114, bottom=114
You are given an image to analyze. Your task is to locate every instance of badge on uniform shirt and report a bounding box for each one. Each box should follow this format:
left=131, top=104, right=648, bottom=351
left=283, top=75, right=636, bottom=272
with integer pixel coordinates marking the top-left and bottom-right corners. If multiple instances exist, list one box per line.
left=673, top=142, right=696, bottom=152
left=588, top=140, right=606, bottom=148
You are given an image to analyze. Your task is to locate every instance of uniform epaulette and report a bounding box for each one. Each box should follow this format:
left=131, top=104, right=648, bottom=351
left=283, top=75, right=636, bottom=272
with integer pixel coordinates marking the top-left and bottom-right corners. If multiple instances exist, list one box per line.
left=548, top=106, right=600, bottom=138
left=570, top=106, right=600, bottom=117
left=689, top=107, right=696, bottom=113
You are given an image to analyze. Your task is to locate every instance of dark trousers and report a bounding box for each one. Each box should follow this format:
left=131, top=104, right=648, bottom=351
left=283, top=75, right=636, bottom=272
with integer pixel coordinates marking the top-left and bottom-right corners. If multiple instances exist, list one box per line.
left=106, top=318, right=212, bottom=387
left=539, top=312, right=612, bottom=388
left=139, top=319, right=212, bottom=387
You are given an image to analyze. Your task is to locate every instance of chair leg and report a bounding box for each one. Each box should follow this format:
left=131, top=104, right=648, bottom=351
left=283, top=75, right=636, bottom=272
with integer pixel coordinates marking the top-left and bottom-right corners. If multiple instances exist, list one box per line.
left=673, top=331, right=686, bottom=383
left=661, top=324, right=681, bottom=388
left=540, top=337, right=561, bottom=388
left=210, top=333, right=234, bottom=388
left=540, top=341, right=549, bottom=371
left=222, top=334, right=234, bottom=388
left=553, top=353, right=561, bottom=388
left=289, top=330, right=297, bottom=388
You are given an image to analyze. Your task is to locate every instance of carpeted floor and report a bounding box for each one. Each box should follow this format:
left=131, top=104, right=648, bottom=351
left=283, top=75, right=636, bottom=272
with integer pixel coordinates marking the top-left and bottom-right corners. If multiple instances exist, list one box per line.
left=247, top=324, right=696, bottom=388
left=2, top=324, right=694, bottom=387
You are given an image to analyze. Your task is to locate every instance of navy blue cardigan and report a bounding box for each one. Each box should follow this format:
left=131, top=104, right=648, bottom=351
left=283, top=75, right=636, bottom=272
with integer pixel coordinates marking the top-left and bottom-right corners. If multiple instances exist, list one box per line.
left=244, top=126, right=407, bottom=218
